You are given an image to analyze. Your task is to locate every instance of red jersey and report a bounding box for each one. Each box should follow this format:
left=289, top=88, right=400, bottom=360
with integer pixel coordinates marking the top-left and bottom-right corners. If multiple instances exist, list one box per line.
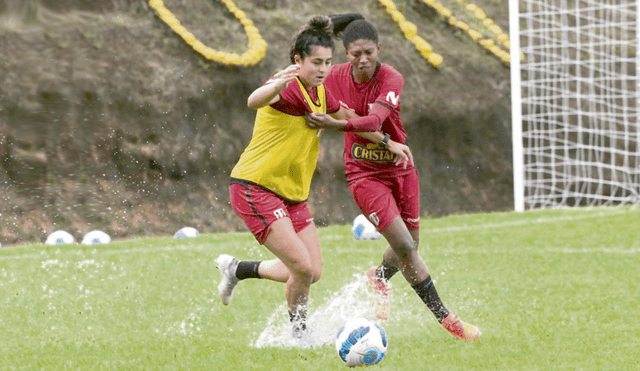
left=270, top=75, right=340, bottom=117
left=324, top=62, right=413, bottom=181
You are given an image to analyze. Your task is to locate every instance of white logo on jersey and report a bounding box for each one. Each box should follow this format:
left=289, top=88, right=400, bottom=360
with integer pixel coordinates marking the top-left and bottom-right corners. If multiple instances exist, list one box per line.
left=274, top=208, right=286, bottom=219
left=386, top=91, right=400, bottom=106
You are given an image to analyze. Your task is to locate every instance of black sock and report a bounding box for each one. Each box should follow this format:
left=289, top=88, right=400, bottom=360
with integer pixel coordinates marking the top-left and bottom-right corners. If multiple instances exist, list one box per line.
left=376, top=260, right=399, bottom=281
left=412, top=276, right=450, bottom=323
left=235, top=261, right=262, bottom=280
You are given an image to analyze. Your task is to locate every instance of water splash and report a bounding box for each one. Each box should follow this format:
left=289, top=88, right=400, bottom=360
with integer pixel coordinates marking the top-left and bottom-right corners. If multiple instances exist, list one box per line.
left=253, top=273, right=374, bottom=348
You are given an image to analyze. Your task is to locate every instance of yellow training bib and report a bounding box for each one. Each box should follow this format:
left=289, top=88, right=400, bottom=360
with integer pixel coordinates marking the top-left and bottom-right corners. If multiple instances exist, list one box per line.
left=231, top=78, right=326, bottom=201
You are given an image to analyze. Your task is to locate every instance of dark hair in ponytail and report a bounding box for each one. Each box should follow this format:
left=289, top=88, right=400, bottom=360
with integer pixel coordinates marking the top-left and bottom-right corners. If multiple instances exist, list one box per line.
left=329, top=13, right=378, bottom=48
left=290, top=15, right=335, bottom=63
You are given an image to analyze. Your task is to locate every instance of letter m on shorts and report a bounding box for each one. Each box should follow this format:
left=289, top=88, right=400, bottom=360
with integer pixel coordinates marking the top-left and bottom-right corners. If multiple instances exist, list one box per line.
left=274, top=208, right=286, bottom=219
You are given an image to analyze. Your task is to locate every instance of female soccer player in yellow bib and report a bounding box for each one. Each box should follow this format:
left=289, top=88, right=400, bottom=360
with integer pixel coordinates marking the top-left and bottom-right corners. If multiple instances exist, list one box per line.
left=216, top=16, right=338, bottom=339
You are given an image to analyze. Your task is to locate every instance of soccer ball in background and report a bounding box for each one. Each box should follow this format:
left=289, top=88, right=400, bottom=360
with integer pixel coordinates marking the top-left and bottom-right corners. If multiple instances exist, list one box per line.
left=174, top=227, right=200, bottom=239
left=45, top=230, right=76, bottom=245
left=352, top=214, right=382, bottom=240
left=81, top=230, right=111, bottom=245
left=335, top=317, right=388, bottom=367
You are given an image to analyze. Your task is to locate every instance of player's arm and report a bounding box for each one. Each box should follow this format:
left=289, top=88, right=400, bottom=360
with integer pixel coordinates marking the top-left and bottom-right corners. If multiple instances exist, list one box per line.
left=307, top=103, right=413, bottom=168
left=247, top=65, right=300, bottom=109
left=305, top=102, right=391, bottom=132
left=339, top=105, right=413, bottom=168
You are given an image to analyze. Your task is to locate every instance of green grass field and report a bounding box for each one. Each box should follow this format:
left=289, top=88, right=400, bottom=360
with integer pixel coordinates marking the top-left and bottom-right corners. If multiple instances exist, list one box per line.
left=2, top=206, right=639, bottom=370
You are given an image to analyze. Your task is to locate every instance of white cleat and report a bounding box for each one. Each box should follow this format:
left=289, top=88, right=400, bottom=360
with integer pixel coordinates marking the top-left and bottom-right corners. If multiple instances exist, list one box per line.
left=215, top=254, right=239, bottom=306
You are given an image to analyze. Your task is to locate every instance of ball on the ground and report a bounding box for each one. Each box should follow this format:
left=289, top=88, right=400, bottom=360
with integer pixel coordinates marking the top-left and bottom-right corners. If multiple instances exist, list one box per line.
left=45, top=230, right=76, bottom=245
left=335, top=317, right=388, bottom=367
left=352, top=214, right=382, bottom=240
left=81, top=230, right=111, bottom=245
left=174, top=227, right=199, bottom=238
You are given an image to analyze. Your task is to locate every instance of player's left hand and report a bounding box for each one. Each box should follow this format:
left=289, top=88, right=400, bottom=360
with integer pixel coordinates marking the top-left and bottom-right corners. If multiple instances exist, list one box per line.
left=387, top=140, right=414, bottom=169
left=305, top=112, right=344, bottom=130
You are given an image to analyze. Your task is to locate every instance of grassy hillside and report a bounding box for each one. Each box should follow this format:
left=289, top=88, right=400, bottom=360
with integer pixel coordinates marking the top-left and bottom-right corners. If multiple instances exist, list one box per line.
left=0, top=0, right=513, bottom=245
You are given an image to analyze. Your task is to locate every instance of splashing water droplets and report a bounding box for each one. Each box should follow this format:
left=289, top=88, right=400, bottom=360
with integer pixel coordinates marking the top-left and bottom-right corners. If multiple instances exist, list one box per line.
left=253, top=273, right=374, bottom=348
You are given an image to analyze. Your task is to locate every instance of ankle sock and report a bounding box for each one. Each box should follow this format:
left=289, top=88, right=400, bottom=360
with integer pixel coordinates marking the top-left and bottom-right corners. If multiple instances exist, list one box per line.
left=235, top=261, right=262, bottom=280
left=376, top=260, right=399, bottom=281
left=411, top=276, right=450, bottom=322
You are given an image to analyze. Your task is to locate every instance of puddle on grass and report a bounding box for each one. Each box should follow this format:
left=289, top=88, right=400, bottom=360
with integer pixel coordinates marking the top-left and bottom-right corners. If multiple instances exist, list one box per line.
left=253, top=273, right=375, bottom=348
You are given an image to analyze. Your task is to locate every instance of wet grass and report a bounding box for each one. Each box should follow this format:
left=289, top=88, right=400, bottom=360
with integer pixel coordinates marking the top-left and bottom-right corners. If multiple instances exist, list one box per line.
left=1, top=206, right=639, bottom=369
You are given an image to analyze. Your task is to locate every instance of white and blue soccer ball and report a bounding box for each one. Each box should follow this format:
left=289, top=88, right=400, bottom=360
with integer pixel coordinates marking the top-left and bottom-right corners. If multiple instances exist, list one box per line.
left=174, top=227, right=200, bottom=239
left=81, top=230, right=111, bottom=245
left=45, top=230, right=76, bottom=245
left=352, top=214, right=382, bottom=240
left=335, top=317, right=388, bottom=367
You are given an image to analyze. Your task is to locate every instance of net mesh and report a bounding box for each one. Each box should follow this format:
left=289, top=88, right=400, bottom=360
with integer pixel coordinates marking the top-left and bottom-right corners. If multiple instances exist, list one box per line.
left=518, top=0, right=640, bottom=208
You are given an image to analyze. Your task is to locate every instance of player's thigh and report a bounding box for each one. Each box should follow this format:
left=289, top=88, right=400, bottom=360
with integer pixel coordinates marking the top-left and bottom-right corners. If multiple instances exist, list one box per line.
left=380, top=215, right=416, bottom=257
left=287, top=200, right=322, bottom=280
left=349, top=177, right=400, bottom=232
left=264, top=218, right=313, bottom=277
left=295, top=222, right=322, bottom=281
left=396, top=169, right=420, bottom=231
left=230, top=182, right=288, bottom=244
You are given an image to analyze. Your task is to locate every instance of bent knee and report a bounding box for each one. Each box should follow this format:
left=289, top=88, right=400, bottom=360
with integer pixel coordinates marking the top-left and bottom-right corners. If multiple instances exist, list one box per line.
left=289, top=261, right=315, bottom=283
left=391, top=239, right=417, bottom=259
left=311, top=268, right=322, bottom=284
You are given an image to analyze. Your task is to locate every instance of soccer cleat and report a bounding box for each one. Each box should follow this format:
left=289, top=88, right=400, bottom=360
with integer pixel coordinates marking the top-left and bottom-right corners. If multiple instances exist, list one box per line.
left=441, top=313, right=481, bottom=341
left=366, top=266, right=392, bottom=321
left=215, top=254, right=240, bottom=306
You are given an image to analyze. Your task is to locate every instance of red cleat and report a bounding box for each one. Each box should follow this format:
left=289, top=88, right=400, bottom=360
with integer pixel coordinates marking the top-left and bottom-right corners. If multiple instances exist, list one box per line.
left=366, top=266, right=392, bottom=321
left=441, top=313, right=481, bottom=341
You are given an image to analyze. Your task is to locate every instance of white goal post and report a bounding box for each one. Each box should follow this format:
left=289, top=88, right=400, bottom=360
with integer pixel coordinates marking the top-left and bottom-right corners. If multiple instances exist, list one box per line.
left=509, top=0, right=640, bottom=211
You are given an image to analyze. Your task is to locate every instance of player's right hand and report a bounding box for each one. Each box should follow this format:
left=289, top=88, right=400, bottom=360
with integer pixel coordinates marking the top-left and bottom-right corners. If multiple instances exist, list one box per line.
left=274, top=64, right=300, bottom=90
left=387, top=141, right=414, bottom=169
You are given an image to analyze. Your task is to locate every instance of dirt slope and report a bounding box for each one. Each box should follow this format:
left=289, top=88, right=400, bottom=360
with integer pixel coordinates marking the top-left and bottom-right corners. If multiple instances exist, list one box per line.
left=0, top=0, right=513, bottom=245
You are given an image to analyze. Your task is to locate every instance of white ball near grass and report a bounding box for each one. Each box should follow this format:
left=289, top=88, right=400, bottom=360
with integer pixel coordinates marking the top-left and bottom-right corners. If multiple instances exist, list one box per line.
left=336, top=317, right=388, bottom=367
left=174, top=227, right=200, bottom=239
left=352, top=214, right=382, bottom=240
left=45, top=230, right=76, bottom=245
left=81, top=230, right=111, bottom=245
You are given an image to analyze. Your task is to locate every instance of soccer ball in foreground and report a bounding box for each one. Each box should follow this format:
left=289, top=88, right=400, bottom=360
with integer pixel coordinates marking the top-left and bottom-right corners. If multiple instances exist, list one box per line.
left=336, top=317, right=388, bottom=367
left=81, top=230, right=111, bottom=245
left=174, top=227, right=200, bottom=238
left=351, top=214, right=382, bottom=240
left=45, top=230, right=75, bottom=245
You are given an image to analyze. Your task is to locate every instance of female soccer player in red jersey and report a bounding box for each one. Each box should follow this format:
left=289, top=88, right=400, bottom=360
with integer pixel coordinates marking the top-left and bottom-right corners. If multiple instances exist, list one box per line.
left=306, top=13, right=481, bottom=341
left=215, top=15, right=411, bottom=339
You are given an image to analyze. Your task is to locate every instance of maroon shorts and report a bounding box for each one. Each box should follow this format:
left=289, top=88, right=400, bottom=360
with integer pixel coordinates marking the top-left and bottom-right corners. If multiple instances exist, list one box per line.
left=348, top=169, right=420, bottom=232
left=229, top=182, right=314, bottom=244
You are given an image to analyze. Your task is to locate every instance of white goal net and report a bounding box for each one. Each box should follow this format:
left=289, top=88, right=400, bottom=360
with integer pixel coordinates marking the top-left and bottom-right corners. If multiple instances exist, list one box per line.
left=510, top=0, right=640, bottom=210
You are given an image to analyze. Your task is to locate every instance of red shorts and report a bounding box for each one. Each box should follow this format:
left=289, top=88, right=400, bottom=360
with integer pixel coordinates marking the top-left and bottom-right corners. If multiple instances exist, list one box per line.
left=229, top=182, right=314, bottom=244
left=348, top=169, right=420, bottom=232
